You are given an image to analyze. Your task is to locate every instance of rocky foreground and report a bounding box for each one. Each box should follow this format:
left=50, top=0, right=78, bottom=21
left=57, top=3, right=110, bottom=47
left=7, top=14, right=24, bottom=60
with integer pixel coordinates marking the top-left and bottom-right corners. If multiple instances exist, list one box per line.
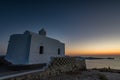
left=41, top=70, right=120, bottom=80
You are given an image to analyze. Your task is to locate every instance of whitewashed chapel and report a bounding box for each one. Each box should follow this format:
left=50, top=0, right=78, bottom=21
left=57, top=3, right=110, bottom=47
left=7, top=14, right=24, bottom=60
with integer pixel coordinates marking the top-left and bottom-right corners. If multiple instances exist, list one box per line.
left=5, top=28, right=65, bottom=65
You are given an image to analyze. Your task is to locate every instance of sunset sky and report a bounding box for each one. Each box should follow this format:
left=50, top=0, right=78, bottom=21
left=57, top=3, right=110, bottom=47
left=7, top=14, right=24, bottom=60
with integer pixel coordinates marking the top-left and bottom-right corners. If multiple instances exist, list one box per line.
left=0, top=0, right=120, bottom=56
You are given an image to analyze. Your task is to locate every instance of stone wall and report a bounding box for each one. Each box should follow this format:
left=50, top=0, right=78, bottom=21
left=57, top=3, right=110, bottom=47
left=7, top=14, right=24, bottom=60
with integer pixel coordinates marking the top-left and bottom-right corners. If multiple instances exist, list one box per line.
left=5, top=57, right=86, bottom=80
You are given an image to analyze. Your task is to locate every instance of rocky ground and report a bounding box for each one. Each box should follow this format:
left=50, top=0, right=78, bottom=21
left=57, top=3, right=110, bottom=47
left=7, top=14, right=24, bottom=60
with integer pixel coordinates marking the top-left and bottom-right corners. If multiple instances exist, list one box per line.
left=102, top=72, right=120, bottom=80
left=41, top=70, right=120, bottom=80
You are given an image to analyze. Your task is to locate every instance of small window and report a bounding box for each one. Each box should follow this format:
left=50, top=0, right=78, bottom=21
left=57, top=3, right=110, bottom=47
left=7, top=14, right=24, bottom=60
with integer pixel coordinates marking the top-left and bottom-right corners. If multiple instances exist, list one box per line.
left=39, top=46, right=44, bottom=54
left=58, top=48, right=60, bottom=55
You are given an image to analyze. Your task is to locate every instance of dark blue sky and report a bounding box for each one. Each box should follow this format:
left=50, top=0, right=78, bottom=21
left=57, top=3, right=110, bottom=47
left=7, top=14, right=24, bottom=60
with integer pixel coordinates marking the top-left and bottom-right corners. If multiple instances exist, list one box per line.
left=1, top=0, right=120, bottom=55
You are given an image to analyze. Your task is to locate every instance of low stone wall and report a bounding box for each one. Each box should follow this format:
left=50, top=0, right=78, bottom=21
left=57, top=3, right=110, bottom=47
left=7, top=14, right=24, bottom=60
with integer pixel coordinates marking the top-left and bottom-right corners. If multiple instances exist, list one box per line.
left=5, top=57, right=86, bottom=80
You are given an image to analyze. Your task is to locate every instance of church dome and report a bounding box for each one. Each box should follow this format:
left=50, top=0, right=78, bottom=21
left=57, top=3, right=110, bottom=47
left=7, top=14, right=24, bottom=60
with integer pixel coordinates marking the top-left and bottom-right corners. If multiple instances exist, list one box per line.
left=39, top=28, right=46, bottom=36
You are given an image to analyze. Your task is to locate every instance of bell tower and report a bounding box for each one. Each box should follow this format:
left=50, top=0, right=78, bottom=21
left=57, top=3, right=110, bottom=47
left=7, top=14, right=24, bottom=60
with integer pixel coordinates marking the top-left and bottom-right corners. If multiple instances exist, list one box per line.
left=39, top=28, right=46, bottom=36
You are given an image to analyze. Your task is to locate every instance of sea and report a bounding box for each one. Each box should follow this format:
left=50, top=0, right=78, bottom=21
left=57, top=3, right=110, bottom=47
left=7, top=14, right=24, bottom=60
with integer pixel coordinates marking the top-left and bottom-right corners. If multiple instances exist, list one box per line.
left=83, top=55, right=120, bottom=69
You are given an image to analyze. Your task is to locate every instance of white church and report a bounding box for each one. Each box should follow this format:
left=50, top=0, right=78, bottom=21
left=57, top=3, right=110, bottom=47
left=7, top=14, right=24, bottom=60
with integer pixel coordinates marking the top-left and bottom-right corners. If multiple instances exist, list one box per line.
left=5, top=28, right=65, bottom=65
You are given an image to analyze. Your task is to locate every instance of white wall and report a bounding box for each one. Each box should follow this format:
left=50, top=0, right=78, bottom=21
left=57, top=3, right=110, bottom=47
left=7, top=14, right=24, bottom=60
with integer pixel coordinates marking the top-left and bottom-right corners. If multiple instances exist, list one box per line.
left=5, top=34, right=31, bottom=64
left=28, top=32, right=65, bottom=64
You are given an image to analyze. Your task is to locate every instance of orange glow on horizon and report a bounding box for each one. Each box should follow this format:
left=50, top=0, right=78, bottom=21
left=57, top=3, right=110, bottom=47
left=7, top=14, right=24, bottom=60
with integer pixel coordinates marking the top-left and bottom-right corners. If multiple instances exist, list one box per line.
left=65, top=36, right=120, bottom=56
left=65, top=49, right=120, bottom=56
